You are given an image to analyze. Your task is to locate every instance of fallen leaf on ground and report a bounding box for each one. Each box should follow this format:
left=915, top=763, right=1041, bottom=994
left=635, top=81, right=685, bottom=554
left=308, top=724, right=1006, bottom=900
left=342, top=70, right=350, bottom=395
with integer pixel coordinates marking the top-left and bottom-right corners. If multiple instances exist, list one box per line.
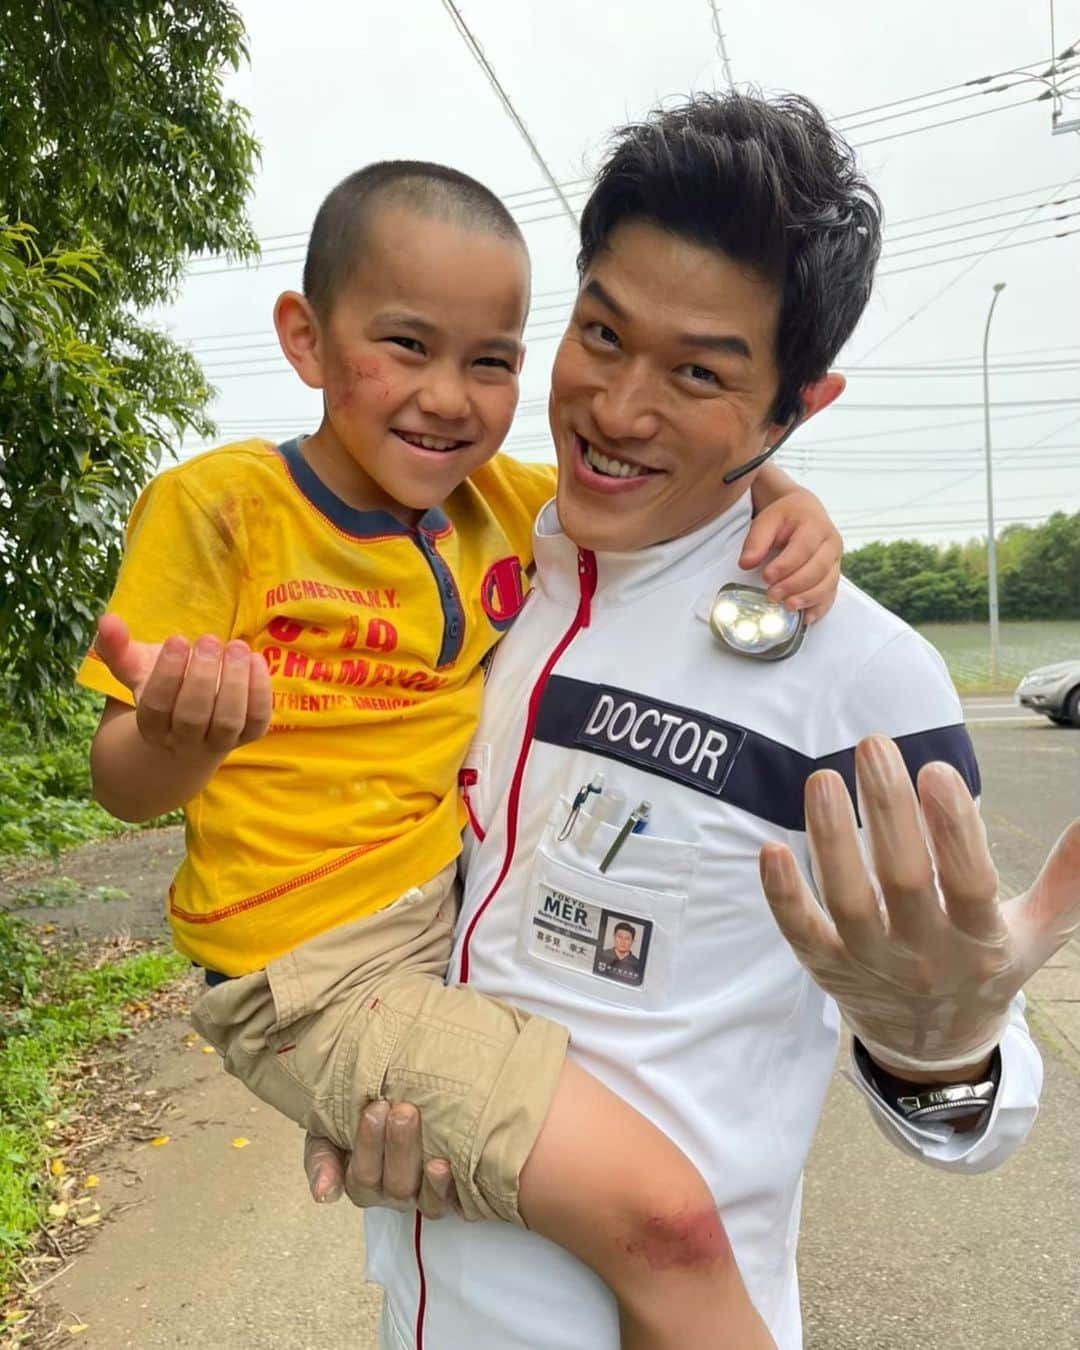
left=150, top=1135, right=170, bottom=1147
left=183, top=1031, right=199, bottom=1044
left=232, top=1137, right=250, bottom=1149
left=75, top=1213, right=101, bottom=1228
left=48, top=1202, right=69, bottom=1220
left=68, top=1324, right=89, bottom=1335
left=202, top=1045, right=217, bottom=1055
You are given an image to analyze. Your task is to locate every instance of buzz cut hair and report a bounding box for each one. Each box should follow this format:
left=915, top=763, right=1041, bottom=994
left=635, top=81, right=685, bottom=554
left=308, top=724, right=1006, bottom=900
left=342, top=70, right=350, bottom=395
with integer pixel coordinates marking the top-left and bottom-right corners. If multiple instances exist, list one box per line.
left=302, top=160, right=527, bottom=317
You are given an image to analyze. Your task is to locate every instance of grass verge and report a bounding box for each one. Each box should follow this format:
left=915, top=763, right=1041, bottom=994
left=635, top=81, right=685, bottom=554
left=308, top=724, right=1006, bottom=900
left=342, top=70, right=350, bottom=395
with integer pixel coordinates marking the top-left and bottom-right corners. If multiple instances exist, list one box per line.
left=0, top=914, right=185, bottom=1295
left=0, top=691, right=180, bottom=861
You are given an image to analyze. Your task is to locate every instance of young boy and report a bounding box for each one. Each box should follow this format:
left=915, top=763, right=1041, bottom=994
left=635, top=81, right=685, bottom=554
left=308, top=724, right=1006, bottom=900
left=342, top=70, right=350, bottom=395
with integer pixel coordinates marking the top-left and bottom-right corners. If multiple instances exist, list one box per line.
left=81, top=162, right=841, bottom=1350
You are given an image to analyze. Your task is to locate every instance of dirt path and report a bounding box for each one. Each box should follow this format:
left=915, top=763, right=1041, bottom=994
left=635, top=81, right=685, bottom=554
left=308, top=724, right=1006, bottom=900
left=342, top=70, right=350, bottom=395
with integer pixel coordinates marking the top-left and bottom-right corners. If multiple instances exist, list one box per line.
left=2, top=830, right=383, bottom=1349
left=0, top=828, right=183, bottom=944
left=41, top=994, right=383, bottom=1348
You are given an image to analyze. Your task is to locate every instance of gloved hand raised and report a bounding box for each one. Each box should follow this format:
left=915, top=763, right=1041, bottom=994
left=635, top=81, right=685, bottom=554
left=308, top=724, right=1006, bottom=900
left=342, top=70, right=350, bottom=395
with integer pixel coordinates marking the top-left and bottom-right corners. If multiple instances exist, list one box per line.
left=760, top=735, right=1080, bottom=1076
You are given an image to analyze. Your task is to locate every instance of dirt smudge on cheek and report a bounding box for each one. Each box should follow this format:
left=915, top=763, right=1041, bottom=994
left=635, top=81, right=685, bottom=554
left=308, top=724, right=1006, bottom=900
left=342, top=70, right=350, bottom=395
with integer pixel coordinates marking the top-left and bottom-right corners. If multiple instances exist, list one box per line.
left=620, top=1207, right=735, bottom=1273
left=327, top=355, right=392, bottom=411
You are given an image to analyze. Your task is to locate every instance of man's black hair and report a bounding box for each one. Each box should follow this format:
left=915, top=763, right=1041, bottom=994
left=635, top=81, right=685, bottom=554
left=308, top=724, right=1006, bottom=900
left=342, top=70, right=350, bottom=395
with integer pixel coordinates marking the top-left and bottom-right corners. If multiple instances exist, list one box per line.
left=613, top=922, right=636, bottom=938
left=303, top=160, right=527, bottom=316
left=577, top=92, right=882, bottom=423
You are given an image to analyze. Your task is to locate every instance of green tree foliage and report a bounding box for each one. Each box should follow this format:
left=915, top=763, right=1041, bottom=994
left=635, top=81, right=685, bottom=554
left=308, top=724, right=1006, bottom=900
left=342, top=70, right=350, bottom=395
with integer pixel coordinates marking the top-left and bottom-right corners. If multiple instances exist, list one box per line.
left=0, top=1, right=259, bottom=727
left=843, top=512, right=1080, bottom=624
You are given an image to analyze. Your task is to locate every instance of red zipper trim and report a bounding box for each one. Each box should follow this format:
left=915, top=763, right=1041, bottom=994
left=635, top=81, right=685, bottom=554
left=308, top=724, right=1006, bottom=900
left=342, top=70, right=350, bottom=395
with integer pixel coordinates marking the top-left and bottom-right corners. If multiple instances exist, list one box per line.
left=411, top=549, right=595, bottom=1348
left=458, top=768, right=486, bottom=842
left=413, top=1212, right=428, bottom=1348
left=458, top=548, right=596, bottom=985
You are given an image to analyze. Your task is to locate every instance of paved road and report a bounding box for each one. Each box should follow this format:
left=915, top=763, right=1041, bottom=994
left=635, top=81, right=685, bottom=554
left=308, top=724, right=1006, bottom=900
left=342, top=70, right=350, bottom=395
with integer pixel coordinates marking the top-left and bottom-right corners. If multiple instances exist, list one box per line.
left=963, top=701, right=1080, bottom=896
left=960, top=694, right=1045, bottom=727
left=37, top=711, right=1080, bottom=1349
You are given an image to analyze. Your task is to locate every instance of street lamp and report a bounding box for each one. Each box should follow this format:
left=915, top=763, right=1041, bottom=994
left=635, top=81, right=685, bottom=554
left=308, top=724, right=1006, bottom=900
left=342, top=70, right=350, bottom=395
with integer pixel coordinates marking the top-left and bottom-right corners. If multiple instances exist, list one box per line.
left=982, top=282, right=1006, bottom=686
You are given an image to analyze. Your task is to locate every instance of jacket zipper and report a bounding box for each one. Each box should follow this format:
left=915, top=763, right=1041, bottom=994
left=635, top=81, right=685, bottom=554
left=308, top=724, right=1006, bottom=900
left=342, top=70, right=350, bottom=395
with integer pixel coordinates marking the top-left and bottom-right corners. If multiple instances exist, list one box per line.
left=458, top=768, right=486, bottom=842
left=458, top=548, right=597, bottom=984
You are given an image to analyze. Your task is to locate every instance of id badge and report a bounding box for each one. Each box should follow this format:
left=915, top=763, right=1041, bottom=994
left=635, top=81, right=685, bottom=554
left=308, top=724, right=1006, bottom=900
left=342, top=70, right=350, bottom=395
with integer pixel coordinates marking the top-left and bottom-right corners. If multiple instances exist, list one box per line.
left=526, top=878, right=654, bottom=992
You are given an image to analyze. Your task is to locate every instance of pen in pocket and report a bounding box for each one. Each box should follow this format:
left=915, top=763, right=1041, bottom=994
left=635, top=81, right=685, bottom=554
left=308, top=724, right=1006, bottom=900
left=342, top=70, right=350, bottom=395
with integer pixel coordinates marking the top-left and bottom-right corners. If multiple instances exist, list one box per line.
left=599, top=801, right=651, bottom=874
left=558, top=772, right=605, bottom=841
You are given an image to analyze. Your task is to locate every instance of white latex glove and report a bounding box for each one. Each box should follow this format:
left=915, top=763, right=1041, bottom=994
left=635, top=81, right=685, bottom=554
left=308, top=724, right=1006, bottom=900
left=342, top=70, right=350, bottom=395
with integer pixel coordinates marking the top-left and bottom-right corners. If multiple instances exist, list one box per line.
left=760, top=735, right=1080, bottom=1075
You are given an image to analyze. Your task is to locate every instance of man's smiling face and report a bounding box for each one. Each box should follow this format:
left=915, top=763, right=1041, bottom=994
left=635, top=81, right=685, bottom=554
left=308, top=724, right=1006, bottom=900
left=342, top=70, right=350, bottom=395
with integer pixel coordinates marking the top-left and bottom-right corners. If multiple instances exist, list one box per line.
left=549, top=220, right=790, bottom=553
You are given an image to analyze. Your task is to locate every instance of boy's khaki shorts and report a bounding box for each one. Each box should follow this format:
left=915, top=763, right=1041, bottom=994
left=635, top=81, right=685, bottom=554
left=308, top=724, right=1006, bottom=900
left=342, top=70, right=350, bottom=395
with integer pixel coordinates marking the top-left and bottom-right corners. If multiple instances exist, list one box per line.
left=190, top=864, right=569, bottom=1225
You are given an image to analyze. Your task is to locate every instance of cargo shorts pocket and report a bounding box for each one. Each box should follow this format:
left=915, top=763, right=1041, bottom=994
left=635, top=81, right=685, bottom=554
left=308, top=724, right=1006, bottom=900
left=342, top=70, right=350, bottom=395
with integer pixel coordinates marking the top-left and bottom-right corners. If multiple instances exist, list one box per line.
left=262, top=980, right=392, bottom=1146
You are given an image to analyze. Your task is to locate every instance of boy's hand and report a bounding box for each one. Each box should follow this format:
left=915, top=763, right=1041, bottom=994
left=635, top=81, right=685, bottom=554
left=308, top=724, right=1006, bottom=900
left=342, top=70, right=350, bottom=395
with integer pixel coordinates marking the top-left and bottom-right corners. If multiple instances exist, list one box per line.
left=94, top=613, right=272, bottom=758
left=739, top=487, right=842, bottom=625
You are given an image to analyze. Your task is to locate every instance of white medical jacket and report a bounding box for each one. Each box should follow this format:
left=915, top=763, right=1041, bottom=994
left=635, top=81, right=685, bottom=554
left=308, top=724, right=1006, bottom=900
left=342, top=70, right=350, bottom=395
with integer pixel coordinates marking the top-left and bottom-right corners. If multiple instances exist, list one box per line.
left=367, top=495, right=1043, bottom=1350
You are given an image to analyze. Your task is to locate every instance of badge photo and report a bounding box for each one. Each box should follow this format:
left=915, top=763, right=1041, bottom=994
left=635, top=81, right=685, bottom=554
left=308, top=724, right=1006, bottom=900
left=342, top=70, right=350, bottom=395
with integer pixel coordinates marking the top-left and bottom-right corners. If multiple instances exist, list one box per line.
left=593, top=911, right=652, bottom=988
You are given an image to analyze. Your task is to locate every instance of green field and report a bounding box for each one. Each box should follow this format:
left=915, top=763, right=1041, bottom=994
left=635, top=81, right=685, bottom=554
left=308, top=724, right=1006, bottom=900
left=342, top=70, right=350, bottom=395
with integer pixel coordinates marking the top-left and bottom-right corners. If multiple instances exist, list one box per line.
left=916, top=620, right=1080, bottom=693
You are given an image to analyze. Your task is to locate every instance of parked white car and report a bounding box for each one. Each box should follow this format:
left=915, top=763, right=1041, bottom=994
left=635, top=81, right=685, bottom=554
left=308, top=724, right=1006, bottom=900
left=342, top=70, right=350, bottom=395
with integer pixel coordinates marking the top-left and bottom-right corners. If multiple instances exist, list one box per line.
left=1016, top=659, right=1080, bottom=726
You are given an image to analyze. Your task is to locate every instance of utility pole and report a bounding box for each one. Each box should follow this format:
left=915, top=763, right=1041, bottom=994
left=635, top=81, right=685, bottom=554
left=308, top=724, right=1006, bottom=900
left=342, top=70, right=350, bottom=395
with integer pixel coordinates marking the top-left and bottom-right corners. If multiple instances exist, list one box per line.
left=982, top=282, right=1006, bottom=686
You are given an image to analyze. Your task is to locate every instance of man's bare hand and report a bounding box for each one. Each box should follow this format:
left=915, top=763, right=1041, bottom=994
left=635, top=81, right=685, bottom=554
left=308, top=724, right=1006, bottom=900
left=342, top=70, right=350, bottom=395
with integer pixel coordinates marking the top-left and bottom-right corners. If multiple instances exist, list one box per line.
left=304, top=1102, right=458, bottom=1220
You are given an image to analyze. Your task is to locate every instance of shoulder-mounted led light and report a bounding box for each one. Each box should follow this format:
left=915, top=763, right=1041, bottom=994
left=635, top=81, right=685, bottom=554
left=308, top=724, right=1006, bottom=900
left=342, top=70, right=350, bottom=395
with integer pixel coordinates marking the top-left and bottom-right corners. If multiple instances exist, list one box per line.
left=708, top=584, right=806, bottom=662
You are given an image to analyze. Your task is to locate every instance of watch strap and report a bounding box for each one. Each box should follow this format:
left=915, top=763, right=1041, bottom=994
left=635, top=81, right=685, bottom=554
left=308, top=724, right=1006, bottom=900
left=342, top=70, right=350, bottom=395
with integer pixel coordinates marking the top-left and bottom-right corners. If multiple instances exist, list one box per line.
left=853, top=1038, right=1001, bottom=1125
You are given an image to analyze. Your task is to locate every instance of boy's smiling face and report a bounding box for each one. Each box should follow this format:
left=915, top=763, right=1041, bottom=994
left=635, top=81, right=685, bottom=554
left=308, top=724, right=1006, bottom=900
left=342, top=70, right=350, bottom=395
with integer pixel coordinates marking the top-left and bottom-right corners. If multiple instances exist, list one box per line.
left=277, top=205, right=529, bottom=520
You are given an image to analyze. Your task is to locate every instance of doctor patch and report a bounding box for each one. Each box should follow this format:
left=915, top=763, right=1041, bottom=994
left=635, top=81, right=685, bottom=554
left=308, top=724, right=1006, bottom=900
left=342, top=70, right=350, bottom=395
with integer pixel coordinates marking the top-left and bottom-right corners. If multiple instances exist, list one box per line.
left=575, top=687, right=745, bottom=795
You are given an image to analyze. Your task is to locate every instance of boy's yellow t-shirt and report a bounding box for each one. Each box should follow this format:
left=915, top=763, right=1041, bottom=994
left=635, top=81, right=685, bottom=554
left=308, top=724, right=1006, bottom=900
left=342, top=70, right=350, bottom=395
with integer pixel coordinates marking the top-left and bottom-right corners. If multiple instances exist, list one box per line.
left=77, top=438, right=556, bottom=975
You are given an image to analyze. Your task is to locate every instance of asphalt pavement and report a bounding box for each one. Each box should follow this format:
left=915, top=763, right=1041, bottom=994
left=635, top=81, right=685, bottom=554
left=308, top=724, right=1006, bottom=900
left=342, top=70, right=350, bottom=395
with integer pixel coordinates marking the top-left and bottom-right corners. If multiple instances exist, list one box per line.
left=37, top=709, right=1080, bottom=1349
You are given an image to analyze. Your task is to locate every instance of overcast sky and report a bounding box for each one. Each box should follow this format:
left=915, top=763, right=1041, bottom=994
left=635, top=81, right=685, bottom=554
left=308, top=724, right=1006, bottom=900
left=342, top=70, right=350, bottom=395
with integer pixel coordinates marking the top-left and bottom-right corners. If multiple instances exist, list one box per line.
left=163, top=0, right=1080, bottom=546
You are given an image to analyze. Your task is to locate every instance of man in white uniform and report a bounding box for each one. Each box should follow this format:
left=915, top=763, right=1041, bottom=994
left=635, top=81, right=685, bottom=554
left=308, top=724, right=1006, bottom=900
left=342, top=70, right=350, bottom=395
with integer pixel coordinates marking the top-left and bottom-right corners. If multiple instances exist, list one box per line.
left=306, top=92, right=1080, bottom=1349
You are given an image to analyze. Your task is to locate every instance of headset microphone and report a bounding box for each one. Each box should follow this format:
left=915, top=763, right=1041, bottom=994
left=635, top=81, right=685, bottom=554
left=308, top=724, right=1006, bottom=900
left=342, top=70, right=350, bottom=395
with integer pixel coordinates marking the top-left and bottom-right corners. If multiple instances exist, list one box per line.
left=722, top=403, right=804, bottom=485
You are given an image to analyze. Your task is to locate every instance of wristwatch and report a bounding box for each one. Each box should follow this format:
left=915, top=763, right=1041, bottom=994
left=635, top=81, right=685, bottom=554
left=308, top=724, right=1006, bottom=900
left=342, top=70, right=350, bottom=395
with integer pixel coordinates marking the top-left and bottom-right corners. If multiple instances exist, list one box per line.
left=853, top=1038, right=1001, bottom=1125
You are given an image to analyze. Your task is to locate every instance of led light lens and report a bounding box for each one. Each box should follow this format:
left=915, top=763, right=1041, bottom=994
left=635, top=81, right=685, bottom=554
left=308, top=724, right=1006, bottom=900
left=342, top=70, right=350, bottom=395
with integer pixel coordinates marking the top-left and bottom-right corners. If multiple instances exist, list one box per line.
left=708, top=584, right=805, bottom=661
left=734, top=618, right=759, bottom=643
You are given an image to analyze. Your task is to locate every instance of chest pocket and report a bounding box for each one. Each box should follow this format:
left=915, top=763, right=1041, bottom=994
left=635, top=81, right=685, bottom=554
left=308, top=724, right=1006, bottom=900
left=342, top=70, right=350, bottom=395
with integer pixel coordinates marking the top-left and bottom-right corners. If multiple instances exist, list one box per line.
left=519, top=795, right=699, bottom=1011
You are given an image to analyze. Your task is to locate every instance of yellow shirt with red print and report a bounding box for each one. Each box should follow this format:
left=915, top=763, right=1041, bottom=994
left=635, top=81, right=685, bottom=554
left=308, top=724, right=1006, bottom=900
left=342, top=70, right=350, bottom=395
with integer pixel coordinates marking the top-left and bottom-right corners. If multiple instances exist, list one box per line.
left=77, top=437, right=556, bottom=975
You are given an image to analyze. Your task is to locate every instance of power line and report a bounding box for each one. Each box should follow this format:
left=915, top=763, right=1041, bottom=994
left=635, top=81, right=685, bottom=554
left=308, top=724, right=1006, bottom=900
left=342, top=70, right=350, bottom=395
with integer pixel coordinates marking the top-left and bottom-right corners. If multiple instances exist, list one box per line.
left=840, top=509, right=1074, bottom=534
left=183, top=52, right=1079, bottom=274
left=438, top=0, right=578, bottom=226
left=795, top=404, right=1080, bottom=447
left=851, top=94, right=1047, bottom=150
left=182, top=158, right=1076, bottom=286
left=840, top=80, right=1056, bottom=135
left=833, top=52, right=1076, bottom=124
left=883, top=208, right=1080, bottom=259
left=188, top=177, right=1078, bottom=280
left=887, top=179, right=1080, bottom=227
left=707, top=0, right=736, bottom=88
left=886, top=193, right=1080, bottom=243
left=250, top=178, right=593, bottom=248
left=876, top=223, right=1080, bottom=276
left=853, top=170, right=1080, bottom=361
left=790, top=440, right=1080, bottom=460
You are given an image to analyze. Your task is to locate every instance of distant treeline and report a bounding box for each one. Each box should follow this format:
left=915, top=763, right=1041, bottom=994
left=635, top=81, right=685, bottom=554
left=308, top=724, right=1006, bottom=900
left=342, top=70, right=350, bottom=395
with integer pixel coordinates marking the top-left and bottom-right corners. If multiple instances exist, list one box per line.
left=842, top=511, right=1080, bottom=624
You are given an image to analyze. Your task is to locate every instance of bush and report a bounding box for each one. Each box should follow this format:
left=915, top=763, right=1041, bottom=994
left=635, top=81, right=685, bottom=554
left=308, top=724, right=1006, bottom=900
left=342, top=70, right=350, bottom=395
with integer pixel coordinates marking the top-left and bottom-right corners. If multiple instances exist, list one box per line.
left=0, top=689, right=173, bottom=860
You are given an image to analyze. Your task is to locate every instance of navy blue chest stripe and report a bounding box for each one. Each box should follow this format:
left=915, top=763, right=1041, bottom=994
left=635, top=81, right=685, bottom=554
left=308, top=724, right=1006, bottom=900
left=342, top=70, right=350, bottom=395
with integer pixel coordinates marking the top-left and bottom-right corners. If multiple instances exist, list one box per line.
left=534, top=675, right=981, bottom=831
left=277, top=437, right=465, bottom=668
